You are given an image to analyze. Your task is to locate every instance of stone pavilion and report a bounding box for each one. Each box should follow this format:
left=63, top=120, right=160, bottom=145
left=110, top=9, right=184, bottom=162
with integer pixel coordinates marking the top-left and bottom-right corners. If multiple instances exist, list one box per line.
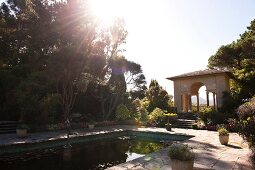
left=167, top=69, right=233, bottom=113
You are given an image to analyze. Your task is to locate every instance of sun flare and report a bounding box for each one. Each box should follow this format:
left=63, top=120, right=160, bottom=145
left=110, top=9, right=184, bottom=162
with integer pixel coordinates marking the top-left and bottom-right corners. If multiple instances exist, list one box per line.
left=89, top=0, right=124, bottom=25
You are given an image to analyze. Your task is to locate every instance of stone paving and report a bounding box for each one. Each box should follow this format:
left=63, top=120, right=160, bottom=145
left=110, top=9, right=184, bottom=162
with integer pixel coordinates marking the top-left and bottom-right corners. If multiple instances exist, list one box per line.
left=0, top=126, right=253, bottom=170
left=108, top=127, right=253, bottom=170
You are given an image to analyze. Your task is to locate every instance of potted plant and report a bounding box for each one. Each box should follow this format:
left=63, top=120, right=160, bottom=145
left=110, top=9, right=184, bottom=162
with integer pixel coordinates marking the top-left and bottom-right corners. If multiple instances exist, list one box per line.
left=88, top=120, right=95, bottom=129
left=164, top=113, right=177, bottom=131
left=16, top=124, right=29, bottom=137
left=218, top=127, right=229, bottom=145
left=168, top=143, right=195, bottom=170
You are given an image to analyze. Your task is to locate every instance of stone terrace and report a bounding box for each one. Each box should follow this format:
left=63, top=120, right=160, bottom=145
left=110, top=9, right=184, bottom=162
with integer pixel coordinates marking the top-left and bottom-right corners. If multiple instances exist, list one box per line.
left=0, top=126, right=253, bottom=170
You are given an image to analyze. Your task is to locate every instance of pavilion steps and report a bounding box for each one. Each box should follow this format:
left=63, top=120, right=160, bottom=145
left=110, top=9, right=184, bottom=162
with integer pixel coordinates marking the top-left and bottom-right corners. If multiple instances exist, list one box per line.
left=172, top=119, right=196, bottom=129
left=0, top=121, right=20, bottom=134
left=177, top=112, right=198, bottom=120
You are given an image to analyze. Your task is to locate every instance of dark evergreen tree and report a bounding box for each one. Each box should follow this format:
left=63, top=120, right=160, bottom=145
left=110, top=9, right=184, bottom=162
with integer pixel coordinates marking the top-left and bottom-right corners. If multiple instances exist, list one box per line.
left=145, top=80, right=170, bottom=112
left=208, top=19, right=255, bottom=112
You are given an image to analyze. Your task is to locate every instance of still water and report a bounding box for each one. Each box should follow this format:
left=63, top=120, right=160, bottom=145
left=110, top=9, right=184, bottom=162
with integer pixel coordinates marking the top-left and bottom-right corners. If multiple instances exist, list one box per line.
left=0, top=137, right=167, bottom=170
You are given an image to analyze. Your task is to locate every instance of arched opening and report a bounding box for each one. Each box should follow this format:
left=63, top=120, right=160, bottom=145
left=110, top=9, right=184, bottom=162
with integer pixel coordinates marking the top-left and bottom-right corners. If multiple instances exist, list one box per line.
left=191, top=83, right=217, bottom=112
left=167, top=69, right=232, bottom=113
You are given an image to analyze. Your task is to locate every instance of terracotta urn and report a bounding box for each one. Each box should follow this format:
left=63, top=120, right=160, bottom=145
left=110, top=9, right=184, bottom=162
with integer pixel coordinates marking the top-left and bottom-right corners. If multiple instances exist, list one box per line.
left=16, top=129, right=27, bottom=137
left=219, top=134, right=229, bottom=145
left=171, top=159, right=194, bottom=170
left=88, top=124, right=95, bottom=129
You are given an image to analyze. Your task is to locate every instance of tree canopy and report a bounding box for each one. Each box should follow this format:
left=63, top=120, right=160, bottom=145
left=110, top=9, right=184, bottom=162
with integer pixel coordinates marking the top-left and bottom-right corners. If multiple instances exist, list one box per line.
left=145, top=80, right=171, bottom=112
left=208, top=19, right=255, bottom=106
left=0, top=0, right=147, bottom=123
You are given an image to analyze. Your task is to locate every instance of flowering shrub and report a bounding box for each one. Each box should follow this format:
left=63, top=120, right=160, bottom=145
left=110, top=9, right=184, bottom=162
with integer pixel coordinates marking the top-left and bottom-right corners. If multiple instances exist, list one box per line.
left=237, top=98, right=255, bottom=148
left=226, top=118, right=238, bottom=132
left=206, top=124, right=217, bottom=131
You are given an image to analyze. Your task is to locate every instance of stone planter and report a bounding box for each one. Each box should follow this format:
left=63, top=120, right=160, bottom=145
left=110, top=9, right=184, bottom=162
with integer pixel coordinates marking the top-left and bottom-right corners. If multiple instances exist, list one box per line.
left=166, top=124, right=172, bottom=131
left=171, top=159, right=194, bottom=170
left=88, top=124, right=95, bottom=129
left=63, top=148, right=72, bottom=161
left=16, top=128, right=27, bottom=137
left=219, top=134, right=229, bottom=145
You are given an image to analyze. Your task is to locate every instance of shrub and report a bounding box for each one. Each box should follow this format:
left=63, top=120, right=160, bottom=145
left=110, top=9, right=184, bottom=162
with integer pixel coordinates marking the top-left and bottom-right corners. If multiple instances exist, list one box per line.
left=141, top=98, right=150, bottom=110
left=164, top=113, right=178, bottom=118
left=149, top=108, right=165, bottom=122
left=237, top=98, right=255, bottom=148
left=164, top=113, right=178, bottom=124
left=139, top=106, right=149, bottom=122
left=191, top=123, right=198, bottom=129
left=218, top=127, right=229, bottom=136
left=17, top=124, right=29, bottom=130
left=210, top=111, right=232, bottom=125
left=197, top=120, right=206, bottom=129
left=116, top=104, right=130, bottom=121
left=198, top=107, right=213, bottom=124
left=206, top=124, right=217, bottom=131
left=198, top=107, right=232, bottom=125
left=168, top=143, right=195, bottom=161
left=226, top=118, right=238, bottom=132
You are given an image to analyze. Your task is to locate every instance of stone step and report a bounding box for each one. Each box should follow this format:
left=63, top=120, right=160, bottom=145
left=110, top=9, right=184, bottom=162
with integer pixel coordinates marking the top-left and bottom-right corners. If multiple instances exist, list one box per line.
left=172, top=119, right=196, bottom=129
left=177, top=113, right=198, bottom=120
left=0, top=121, right=20, bottom=134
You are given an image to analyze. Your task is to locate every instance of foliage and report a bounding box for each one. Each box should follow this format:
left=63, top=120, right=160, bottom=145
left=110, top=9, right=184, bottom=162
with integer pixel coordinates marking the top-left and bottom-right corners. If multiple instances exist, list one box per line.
left=17, top=124, right=29, bottom=130
left=168, top=143, right=195, bottom=161
left=208, top=19, right=255, bottom=107
left=145, top=80, right=171, bottom=112
left=141, top=98, right=150, bottom=110
left=40, top=93, right=62, bottom=124
left=139, top=106, right=149, bottom=122
left=198, top=107, right=214, bottom=124
left=221, top=91, right=240, bottom=115
left=164, top=113, right=178, bottom=124
left=191, top=123, right=198, bottom=129
left=237, top=98, right=255, bottom=147
left=116, top=104, right=130, bottom=121
left=218, top=127, right=229, bottom=136
left=89, top=120, right=96, bottom=124
left=0, top=0, right=147, bottom=124
left=70, top=112, right=83, bottom=123
left=149, top=108, right=165, bottom=122
left=130, top=140, right=163, bottom=155
left=164, top=113, right=178, bottom=118
left=198, top=107, right=232, bottom=125
left=226, top=118, right=238, bottom=132
left=131, top=98, right=149, bottom=122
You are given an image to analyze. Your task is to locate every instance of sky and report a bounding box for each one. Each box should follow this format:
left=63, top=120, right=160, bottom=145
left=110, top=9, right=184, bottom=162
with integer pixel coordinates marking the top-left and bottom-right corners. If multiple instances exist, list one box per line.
left=1, top=0, right=255, bottom=96
left=88, top=0, right=255, bottom=95
left=121, top=0, right=255, bottom=95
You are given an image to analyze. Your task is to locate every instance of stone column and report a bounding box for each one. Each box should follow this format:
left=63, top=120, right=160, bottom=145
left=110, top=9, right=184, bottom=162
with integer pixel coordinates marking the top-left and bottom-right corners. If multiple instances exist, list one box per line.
left=182, top=94, right=188, bottom=112
left=206, top=91, right=209, bottom=107
left=213, top=92, right=216, bottom=111
left=180, top=94, right=183, bottom=112
left=188, top=94, right=192, bottom=112
left=196, top=93, right=199, bottom=112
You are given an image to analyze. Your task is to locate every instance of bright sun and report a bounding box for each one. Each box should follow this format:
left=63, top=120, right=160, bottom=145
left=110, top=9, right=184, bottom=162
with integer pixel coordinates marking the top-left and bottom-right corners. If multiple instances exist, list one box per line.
left=88, top=0, right=125, bottom=24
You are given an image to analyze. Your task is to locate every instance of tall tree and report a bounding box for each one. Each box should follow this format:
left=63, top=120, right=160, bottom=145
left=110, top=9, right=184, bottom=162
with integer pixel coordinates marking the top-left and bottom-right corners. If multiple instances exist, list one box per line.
left=208, top=19, right=255, bottom=100
left=145, top=80, right=170, bottom=112
left=0, top=0, right=147, bottom=123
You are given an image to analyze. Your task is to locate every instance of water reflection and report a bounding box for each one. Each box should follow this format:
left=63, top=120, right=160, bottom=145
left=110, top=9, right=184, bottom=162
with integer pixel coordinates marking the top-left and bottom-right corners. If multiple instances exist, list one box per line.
left=0, top=137, right=167, bottom=170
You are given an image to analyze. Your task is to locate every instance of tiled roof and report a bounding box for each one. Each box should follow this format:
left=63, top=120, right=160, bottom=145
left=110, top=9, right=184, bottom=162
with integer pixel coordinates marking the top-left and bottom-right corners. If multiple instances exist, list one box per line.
left=167, top=69, right=232, bottom=80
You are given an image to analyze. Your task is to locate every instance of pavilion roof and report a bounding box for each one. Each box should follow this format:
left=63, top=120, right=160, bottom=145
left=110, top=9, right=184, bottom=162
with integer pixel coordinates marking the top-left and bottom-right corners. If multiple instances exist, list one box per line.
left=167, top=69, right=233, bottom=81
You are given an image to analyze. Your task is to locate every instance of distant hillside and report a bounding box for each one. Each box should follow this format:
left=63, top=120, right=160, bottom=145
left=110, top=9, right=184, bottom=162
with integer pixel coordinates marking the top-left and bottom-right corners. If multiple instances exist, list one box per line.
left=191, top=96, right=213, bottom=105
